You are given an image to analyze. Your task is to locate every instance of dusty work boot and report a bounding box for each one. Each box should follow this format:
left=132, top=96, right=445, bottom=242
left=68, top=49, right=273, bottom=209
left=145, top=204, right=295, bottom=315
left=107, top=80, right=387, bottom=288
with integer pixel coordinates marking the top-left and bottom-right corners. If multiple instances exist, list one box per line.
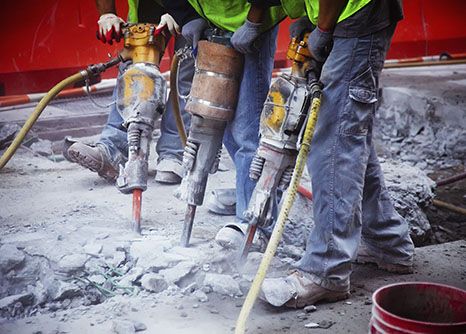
left=67, top=142, right=119, bottom=182
left=215, top=222, right=268, bottom=251
left=260, top=270, right=350, bottom=308
left=206, top=188, right=236, bottom=215
left=355, top=243, right=414, bottom=274
left=154, top=158, right=183, bottom=184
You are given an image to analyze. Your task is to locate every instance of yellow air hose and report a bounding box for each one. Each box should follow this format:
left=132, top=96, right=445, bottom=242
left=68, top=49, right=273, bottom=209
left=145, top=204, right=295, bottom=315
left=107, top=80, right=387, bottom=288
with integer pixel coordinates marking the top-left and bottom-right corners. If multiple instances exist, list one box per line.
left=235, top=86, right=322, bottom=334
left=0, top=56, right=121, bottom=170
left=0, top=72, right=87, bottom=169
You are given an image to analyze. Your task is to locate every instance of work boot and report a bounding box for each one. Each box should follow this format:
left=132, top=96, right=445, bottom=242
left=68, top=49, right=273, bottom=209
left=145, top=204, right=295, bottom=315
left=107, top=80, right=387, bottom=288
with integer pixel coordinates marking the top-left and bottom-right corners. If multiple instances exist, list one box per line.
left=260, top=269, right=350, bottom=308
left=355, top=243, right=414, bottom=274
left=206, top=188, right=236, bottom=216
left=67, top=142, right=119, bottom=182
left=215, top=222, right=268, bottom=251
left=155, top=158, right=183, bottom=184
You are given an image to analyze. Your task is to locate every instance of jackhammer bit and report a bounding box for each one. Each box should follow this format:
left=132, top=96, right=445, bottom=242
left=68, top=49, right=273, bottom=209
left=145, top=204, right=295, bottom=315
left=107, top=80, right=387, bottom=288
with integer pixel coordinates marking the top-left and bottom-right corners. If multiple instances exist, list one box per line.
left=176, top=30, right=244, bottom=247
left=114, top=23, right=167, bottom=234
left=238, top=33, right=316, bottom=262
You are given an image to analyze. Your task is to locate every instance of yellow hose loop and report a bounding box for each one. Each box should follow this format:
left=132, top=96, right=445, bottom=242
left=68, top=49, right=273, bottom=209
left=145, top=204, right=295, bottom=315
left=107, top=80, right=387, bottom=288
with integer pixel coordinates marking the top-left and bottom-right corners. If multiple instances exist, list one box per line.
left=0, top=72, right=86, bottom=170
left=235, top=95, right=321, bottom=334
left=169, top=52, right=187, bottom=147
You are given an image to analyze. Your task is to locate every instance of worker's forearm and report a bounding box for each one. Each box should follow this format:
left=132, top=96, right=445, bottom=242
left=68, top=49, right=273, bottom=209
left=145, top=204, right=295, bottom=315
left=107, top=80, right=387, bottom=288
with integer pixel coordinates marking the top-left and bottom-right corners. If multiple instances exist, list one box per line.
left=247, top=4, right=267, bottom=23
left=317, top=0, right=348, bottom=31
left=95, top=0, right=116, bottom=15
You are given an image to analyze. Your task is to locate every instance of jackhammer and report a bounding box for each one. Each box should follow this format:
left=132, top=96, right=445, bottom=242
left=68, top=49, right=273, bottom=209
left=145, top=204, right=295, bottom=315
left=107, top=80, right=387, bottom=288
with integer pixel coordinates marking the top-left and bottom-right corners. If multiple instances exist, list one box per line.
left=114, top=24, right=168, bottom=234
left=238, top=33, right=317, bottom=262
left=176, top=29, right=244, bottom=247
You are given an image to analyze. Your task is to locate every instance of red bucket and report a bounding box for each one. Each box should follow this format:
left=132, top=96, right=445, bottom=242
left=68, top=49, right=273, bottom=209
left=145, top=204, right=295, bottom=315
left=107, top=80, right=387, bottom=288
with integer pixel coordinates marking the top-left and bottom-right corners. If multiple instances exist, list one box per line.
left=370, top=282, right=466, bottom=334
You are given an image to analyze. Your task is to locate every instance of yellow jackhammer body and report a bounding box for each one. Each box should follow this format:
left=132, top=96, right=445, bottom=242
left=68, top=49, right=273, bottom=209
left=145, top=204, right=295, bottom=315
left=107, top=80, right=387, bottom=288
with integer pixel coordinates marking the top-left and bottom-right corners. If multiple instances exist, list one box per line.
left=115, top=24, right=168, bottom=233
left=239, top=34, right=316, bottom=261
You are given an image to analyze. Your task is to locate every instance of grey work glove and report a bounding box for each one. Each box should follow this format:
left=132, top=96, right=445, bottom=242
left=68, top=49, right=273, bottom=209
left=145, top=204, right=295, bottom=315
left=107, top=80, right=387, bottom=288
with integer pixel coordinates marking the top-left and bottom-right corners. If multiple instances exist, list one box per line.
left=181, top=18, right=208, bottom=49
left=307, top=26, right=333, bottom=80
left=289, top=16, right=314, bottom=39
left=307, top=26, right=333, bottom=63
left=230, top=19, right=262, bottom=54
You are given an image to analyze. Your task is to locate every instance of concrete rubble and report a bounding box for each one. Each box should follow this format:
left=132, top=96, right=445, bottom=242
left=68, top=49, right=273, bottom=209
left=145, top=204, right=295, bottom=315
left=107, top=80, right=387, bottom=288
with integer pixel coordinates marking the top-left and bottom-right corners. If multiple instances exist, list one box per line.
left=0, top=65, right=465, bottom=333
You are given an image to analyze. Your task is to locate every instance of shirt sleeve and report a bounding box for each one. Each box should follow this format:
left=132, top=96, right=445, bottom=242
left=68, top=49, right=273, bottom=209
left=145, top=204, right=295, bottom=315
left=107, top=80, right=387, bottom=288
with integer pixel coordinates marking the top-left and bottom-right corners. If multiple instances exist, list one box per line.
left=162, top=0, right=201, bottom=26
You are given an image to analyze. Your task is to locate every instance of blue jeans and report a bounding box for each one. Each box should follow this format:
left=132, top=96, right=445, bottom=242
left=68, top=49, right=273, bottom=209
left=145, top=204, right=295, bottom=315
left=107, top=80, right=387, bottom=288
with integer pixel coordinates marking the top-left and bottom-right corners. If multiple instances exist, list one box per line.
left=223, top=26, right=279, bottom=221
left=98, top=37, right=192, bottom=165
left=297, top=24, right=414, bottom=291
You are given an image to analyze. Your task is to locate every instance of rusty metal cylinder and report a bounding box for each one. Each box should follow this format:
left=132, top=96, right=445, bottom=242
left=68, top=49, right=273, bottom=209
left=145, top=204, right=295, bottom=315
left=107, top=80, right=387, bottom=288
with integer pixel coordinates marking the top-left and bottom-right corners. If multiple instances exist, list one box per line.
left=185, top=40, right=244, bottom=122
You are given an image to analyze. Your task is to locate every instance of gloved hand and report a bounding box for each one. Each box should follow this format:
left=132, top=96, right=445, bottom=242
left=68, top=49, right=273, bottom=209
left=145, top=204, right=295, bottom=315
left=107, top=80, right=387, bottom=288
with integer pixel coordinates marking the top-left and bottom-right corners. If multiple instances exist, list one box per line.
left=307, top=26, right=333, bottom=63
left=289, top=16, right=314, bottom=39
left=157, top=14, right=181, bottom=35
left=97, top=13, right=125, bottom=45
left=181, top=18, right=208, bottom=49
left=230, top=19, right=262, bottom=54
left=307, top=26, right=333, bottom=80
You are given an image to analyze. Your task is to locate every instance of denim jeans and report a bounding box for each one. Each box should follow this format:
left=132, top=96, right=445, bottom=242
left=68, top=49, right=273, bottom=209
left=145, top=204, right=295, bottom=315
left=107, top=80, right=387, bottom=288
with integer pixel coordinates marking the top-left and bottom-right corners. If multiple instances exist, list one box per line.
left=297, top=24, right=414, bottom=291
left=98, top=36, right=192, bottom=166
left=223, top=26, right=279, bottom=221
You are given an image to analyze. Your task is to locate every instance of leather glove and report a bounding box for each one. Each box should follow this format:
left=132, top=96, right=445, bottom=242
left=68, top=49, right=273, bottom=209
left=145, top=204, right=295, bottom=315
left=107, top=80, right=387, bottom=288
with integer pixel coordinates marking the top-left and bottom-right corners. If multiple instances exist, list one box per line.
left=289, top=16, right=314, bottom=39
left=97, top=13, right=125, bottom=45
left=157, top=14, right=181, bottom=35
left=230, top=19, right=262, bottom=54
left=181, top=18, right=208, bottom=49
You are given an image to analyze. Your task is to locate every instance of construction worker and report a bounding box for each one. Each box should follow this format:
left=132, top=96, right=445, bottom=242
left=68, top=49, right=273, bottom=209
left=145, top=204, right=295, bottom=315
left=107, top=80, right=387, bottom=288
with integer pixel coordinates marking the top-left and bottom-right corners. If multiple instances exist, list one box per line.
left=66, top=0, right=193, bottom=184
left=259, top=0, right=415, bottom=308
left=165, top=0, right=294, bottom=246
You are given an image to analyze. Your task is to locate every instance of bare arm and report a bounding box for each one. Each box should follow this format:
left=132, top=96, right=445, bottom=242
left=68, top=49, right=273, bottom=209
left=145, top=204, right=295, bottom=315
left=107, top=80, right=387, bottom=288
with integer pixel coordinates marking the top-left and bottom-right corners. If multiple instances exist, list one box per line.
left=247, top=4, right=267, bottom=23
left=317, top=0, right=348, bottom=31
left=95, top=0, right=116, bottom=15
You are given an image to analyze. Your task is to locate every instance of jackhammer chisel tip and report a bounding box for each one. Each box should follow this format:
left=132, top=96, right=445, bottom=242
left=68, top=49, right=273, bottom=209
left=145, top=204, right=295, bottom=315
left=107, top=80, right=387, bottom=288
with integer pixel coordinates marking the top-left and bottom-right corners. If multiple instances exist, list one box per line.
left=180, top=204, right=197, bottom=247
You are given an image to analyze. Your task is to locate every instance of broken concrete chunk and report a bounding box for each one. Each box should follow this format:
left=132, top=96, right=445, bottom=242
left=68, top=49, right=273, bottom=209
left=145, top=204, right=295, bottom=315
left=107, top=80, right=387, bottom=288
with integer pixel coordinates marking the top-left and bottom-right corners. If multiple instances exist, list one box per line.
left=0, top=293, right=34, bottom=310
left=193, top=290, right=209, bottom=303
left=130, top=240, right=186, bottom=271
left=30, top=139, right=53, bottom=157
left=0, top=244, right=25, bottom=273
left=260, top=277, right=295, bottom=307
left=46, top=280, right=82, bottom=301
left=304, top=322, right=319, bottom=328
left=111, top=320, right=136, bottom=334
left=83, top=243, right=103, bottom=257
left=108, top=251, right=126, bottom=268
left=140, top=273, right=168, bottom=293
left=159, top=261, right=196, bottom=285
left=203, top=273, right=242, bottom=297
left=57, top=254, right=88, bottom=274
left=304, top=305, right=317, bottom=313
left=133, top=321, right=147, bottom=332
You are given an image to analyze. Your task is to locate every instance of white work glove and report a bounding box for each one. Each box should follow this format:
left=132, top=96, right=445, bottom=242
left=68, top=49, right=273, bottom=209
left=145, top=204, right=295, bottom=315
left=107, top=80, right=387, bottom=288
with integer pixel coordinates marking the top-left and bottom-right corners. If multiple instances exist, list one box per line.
left=97, top=13, right=125, bottom=45
left=156, top=14, right=181, bottom=35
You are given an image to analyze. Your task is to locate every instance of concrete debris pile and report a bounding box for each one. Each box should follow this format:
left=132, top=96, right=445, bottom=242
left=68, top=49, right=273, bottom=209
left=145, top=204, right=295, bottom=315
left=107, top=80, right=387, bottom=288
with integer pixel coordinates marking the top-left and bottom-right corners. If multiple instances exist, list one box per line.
left=375, top=85, right=466, bottom=170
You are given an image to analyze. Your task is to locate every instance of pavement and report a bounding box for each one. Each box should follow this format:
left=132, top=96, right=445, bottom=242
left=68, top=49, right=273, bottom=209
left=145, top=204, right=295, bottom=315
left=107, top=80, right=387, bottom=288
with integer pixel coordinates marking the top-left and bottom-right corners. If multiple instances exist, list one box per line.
left=0, top=63, right=465, bottom=333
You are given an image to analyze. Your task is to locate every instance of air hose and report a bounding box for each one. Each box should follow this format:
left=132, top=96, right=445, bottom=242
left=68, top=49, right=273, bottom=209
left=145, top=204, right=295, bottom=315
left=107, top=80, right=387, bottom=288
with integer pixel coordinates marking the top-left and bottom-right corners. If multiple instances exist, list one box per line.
left=235, top=82, right=322, bottom=334
left=0, top=58, right=121, bottom=170
left=169, top=51, right=187, bottom=147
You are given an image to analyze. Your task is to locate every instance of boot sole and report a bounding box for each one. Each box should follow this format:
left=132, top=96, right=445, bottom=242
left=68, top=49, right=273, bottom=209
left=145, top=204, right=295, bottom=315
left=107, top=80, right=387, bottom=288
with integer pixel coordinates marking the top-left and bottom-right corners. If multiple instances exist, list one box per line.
left=356, top=256, right=413, bottom=274
left=286, top=291, right=350, bottom=309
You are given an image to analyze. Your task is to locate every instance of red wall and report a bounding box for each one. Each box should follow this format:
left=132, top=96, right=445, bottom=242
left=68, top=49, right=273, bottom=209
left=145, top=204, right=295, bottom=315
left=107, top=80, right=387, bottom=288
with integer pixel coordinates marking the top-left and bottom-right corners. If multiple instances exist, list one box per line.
left=1, top=0, right=466, bottom=96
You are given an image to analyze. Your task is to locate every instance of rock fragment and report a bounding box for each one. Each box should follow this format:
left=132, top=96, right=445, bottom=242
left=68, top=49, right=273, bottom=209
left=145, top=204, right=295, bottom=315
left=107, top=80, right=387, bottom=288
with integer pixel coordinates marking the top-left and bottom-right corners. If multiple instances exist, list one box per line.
left=203, top=273, right=242, bottom=297
left=0, top=244, right=25, bottom=272
left=140, top=273, right=168, bottom=293
left=57, top=254, right=88, bottom=274
left=111, top=320, right=136, bottom=334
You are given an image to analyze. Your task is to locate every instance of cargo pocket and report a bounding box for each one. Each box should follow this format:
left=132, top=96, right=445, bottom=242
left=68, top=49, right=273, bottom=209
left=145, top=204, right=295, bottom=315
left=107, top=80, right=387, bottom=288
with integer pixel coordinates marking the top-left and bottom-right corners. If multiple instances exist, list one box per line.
left=340, top=67, right=378, bottom=136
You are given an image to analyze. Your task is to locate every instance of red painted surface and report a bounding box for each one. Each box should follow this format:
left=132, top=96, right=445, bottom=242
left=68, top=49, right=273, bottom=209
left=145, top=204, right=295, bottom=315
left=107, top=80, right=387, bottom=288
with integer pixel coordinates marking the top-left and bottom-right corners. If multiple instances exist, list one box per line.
left=1, top=0, right=466, bottom=96
left=370, top=282, right=466, bottom=334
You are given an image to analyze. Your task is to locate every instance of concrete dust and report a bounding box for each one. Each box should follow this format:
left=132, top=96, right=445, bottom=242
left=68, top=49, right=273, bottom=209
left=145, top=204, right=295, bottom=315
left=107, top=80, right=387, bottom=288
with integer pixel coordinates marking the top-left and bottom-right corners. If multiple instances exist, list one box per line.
left=0, top=64, right=465, bottom=333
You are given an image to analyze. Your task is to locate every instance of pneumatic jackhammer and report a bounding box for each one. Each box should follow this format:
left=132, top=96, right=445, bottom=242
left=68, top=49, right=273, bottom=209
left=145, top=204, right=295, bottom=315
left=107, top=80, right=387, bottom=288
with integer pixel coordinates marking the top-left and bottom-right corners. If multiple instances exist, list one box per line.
left=238, top=33, right=317, bottom=262
left=176, top=29, right=244, bottom=247
left=115, top=24, right=168, bottom=234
